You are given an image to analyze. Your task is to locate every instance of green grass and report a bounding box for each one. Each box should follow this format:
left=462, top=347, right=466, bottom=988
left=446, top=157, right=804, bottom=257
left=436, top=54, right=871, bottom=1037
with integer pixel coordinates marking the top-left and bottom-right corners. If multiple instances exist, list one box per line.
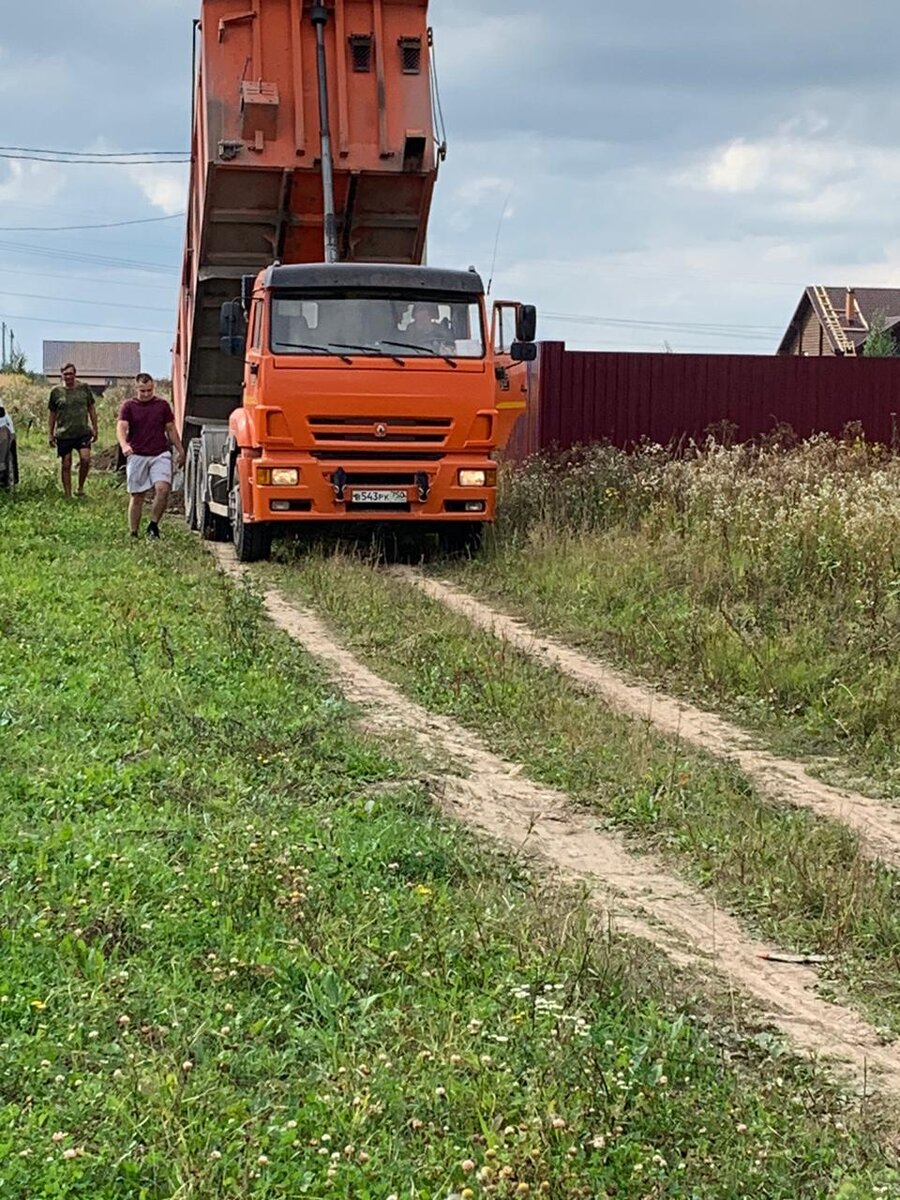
left=269, top=547, right=900, bottom=1041
left=446, top=441, right=900, bottom=792
left=1, top=469, right=899, bottom=1197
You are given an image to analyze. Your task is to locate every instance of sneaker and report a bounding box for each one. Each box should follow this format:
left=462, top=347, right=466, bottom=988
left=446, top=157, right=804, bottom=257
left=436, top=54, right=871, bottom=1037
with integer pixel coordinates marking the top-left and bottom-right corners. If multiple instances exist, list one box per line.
left=130, top=531, right=139, bottom=539
left=146, top=522, right=161, bottom=540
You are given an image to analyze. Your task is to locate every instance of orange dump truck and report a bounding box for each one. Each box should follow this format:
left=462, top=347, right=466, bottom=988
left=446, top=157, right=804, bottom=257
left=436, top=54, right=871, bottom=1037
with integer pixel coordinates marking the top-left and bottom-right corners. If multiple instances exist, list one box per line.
left=174, top=0, right=536, bottom=560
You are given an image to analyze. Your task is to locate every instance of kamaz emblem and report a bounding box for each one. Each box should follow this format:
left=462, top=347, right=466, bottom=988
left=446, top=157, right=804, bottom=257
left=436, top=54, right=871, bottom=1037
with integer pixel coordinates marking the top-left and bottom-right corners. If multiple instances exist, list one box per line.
left=374, top=423, right=388, bottom=439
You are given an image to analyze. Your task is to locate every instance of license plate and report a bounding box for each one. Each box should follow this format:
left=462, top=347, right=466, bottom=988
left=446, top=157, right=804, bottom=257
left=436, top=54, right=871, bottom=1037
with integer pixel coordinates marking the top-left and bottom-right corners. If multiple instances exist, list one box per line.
left=350, top=488, right=408, bottom=504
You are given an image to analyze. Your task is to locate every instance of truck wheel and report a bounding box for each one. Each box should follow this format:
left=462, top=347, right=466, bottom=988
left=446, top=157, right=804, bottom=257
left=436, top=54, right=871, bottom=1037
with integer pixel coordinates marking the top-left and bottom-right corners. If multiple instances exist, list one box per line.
left=231, top=486, right=272, bottom=562
left=201, top=504, right=230, bottom=542
left=438, top=523, right=483, bottom=557
left=184, top=442, right=200, bottom=531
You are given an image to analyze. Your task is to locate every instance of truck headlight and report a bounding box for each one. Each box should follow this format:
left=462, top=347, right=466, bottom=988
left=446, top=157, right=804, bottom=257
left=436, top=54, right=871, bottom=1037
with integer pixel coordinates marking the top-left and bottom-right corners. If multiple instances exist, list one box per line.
left=459, top=469, right=488, bottom=487
left=271, top=468, right=300, bottom=486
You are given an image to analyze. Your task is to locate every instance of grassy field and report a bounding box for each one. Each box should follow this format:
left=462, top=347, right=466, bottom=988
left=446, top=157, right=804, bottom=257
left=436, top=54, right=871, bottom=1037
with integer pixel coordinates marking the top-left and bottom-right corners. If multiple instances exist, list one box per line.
left=270, top=549, right=900, bottom=1040
left=447, top=439, right=900, bottom=792
left=2, top=459, right=899, bottom=1195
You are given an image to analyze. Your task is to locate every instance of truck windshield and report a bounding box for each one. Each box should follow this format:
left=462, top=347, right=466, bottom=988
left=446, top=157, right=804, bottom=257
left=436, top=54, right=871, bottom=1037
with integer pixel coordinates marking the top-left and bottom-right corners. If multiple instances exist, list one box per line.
left=270, top=295, right=484, bottom=359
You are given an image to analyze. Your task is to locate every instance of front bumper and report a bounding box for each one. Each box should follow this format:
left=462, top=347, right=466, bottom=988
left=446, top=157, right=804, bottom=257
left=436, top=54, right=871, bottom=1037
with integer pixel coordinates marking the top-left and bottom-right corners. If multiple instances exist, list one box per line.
left=243, top=454, right=497, bottom=523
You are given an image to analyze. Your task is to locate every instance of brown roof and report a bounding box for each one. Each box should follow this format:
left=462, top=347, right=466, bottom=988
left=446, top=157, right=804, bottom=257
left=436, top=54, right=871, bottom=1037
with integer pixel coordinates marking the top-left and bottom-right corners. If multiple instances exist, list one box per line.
left=43, top=340, right=141, bottom=378
left=778, top=287, right=900, bottom=354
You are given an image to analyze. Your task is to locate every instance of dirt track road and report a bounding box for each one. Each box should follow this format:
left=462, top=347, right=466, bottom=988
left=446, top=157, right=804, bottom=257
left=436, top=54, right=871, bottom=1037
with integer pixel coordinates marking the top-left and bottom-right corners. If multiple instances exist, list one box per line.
left=212, top=546, right=900, bottom=1097
left=395, top=568, right=900, bottom=870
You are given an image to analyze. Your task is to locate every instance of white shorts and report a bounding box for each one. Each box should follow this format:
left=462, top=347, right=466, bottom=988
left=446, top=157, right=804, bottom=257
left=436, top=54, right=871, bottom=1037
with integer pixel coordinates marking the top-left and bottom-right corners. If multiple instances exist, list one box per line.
left=126, top=451, right=172, bottom=494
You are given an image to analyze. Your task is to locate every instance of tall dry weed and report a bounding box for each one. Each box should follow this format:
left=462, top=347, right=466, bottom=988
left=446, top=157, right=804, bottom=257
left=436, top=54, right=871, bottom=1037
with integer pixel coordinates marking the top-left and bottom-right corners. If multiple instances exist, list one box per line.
left=492, top=437, right=900, bottom=778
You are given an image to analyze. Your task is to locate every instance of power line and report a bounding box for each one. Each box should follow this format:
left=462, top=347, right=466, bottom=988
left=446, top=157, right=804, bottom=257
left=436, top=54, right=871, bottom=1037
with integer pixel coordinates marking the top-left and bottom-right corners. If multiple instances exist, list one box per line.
left=0, top=152, right=191, bottom=165
left=0, top=145, right=187, bottom=157
left=0, top=239, right=177, bottom=274
left=0, top=264, right=175, bottom=292
left=1, top=289, right=171, bottom=314
left=542, top=313, right=778, bottom=342
left=561, top=336, right=772, bottom=354
left=0, top=213, right=184, bottom=233
left=0, top=310, right=169, bottom=335
left=544, top=310, right=782, bottom=333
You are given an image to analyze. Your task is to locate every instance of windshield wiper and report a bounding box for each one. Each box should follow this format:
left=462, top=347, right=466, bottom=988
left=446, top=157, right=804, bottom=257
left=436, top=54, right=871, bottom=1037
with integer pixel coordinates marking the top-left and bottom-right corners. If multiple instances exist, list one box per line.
left=276, top=342, right=354, bottom=364
left=381, top=340, right=458, bottom=369
left=330, top=342, right=407, bottom=366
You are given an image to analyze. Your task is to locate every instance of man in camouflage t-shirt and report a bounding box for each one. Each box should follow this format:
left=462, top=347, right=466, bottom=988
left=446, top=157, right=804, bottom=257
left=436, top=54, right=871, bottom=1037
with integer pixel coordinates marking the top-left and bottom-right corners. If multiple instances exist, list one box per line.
left=48, top=363, right=98, bottom=498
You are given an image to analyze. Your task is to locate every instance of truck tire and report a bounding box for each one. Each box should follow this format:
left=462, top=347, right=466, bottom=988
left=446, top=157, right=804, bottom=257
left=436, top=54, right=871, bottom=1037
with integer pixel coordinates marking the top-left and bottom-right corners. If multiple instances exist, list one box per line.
left=438, top=523, right=483, bottom=557
left=184, top=441, right=200, bottom=531
left=231, top=485, right=272, bottom=562
left=201, top=502, right=230, bottom=542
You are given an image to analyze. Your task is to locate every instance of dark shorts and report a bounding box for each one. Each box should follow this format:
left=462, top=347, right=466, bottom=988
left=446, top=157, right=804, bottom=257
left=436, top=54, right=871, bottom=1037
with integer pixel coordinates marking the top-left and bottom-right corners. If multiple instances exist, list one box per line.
left=57, top=434, right=93, bottom=459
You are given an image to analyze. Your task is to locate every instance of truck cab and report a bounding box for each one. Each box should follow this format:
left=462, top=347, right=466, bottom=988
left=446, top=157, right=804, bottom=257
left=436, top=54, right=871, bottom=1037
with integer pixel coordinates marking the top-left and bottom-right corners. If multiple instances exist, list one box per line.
left=186, top=262, right=535, bottom=560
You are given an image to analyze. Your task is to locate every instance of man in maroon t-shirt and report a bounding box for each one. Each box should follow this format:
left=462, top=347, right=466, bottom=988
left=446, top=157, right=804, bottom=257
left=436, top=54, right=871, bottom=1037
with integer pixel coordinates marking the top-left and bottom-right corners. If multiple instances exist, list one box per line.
left=116, top=373, right=185, bottom=539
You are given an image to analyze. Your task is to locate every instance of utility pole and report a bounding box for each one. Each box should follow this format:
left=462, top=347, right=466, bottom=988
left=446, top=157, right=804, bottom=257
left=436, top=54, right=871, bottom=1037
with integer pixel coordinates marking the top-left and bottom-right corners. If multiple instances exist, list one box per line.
left=1, top=322, right=6, bottom=369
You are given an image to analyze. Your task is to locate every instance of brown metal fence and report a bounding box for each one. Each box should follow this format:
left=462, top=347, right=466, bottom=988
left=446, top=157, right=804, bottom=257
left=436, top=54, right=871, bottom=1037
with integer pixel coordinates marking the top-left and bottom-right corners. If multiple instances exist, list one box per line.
left=507, top=343, right=900, bottom=458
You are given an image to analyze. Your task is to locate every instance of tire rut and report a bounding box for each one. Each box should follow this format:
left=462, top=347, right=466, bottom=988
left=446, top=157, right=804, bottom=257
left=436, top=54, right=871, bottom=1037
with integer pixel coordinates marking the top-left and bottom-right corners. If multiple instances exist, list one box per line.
left=394, top=568, right=900, bottom=870
left=212, top=546, right=900, bottom=1097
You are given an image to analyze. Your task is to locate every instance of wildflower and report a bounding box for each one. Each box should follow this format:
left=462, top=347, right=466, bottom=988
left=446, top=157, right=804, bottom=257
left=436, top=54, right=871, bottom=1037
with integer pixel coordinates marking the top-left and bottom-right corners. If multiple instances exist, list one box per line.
left=182, top=1061, right=194, bottom=1073
left=210, top=1150, right=222, bottom=1160
left=435, top=1086, right=447, bottom=1098
left=736, top=1123, right=748, bottom=1134
left=551, top=1117, right=566, bottom=1130
left=461, top=1158, right=476, bottom=1172
left=51, top=1132, right=66, bottom=1143
left=358, top=1150, right=370, bottom=1164
left=117, top=1014, right=130, bottom=1027
left=257, top=1154, right=269, bottom=1166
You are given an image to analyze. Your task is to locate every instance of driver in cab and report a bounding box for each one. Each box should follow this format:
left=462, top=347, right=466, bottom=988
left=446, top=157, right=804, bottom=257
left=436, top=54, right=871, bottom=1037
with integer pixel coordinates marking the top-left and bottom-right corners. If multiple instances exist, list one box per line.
left=402, top=302, right=453, bottom=352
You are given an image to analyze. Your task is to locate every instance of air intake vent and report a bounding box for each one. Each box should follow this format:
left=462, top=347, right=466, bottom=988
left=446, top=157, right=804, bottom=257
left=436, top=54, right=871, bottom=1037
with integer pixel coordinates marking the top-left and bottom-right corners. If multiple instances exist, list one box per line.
left=398, top=36, right=422, bottom=74
left=349, top=34, right=373, bottom=73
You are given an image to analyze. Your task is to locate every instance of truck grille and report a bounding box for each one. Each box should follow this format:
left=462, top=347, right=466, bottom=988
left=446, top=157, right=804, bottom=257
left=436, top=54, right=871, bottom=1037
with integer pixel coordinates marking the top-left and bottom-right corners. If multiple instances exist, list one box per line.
left=308, top=415, right=452, bottom=445
left=339, top=471, right=417, bottom=485
left=312, top=451, right=444, bottom=461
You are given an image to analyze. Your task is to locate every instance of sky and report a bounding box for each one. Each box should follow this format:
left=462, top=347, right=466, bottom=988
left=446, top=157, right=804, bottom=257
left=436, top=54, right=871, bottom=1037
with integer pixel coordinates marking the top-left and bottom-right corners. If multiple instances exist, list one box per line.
left=3, top=0, right=900, bottom=376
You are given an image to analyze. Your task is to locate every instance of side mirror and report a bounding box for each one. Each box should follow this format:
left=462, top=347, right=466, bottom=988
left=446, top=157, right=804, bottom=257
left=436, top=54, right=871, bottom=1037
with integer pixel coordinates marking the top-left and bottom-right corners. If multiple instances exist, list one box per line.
left=240, top=274, right=255, bottom=312
left=219, top=300, right=247, bottom=356
left=516, top=304, right=537, bottom=343
left=510, top=341, right=537, bottom=363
